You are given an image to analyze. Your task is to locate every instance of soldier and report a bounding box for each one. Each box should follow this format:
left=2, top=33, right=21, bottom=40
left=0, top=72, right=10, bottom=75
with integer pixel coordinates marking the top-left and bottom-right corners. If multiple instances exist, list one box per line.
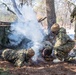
left=70, top=6, right=76, bottom=23
left=70, top=6, right=76, bottom=40
left=42, top=41, right=53, bottom=61
left=51, top=23, right=75, bottom=63
left=1, top=48, right=35, bottom=67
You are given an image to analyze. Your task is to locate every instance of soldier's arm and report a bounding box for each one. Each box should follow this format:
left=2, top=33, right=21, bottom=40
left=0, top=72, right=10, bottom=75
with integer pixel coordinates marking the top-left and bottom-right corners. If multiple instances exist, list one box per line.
left=58, top=33, right=67, bottom=45
left=70, top=6, right=76, bottom=23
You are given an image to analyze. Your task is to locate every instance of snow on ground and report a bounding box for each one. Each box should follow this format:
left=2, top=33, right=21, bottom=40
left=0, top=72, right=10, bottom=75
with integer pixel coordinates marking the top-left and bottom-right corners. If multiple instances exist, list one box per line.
left=66, top=28, right=74, bottom=40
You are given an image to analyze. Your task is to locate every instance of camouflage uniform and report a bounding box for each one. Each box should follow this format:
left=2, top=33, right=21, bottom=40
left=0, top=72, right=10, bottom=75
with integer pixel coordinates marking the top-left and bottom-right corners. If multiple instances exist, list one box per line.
left=70, top=6, right=76, bottom=23
left=42, top=41, right=53, bottom=61
left=1, top=48, right=34, bottom=67
left=68, top=48, right=76, bottom=61
left=70, top=6, right=76, bottom=39
left=51, top=24, right=75, bottom=61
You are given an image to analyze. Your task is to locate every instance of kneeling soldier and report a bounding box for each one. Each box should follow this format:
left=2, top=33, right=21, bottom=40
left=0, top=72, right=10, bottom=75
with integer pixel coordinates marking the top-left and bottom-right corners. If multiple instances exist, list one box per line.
left=51, top=23, right=75, bottom=63
left=1, top=48, right=35, bottom=67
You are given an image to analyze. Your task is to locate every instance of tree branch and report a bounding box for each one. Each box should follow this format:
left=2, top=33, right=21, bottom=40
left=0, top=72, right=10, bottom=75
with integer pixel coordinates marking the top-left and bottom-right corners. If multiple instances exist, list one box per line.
left=0, top=21, right=11, bottom=26
left=38, top=17, right=47, bottom=22
left=11, top=0, right=22, bottom=15
left=2, top=3, right=16, bottom=15
left=67, top=0, right=76, bottom=6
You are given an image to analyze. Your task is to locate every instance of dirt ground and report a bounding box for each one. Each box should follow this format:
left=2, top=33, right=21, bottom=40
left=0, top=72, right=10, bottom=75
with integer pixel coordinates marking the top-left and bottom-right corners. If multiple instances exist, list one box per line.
left=0, top=42, right=76, bottom=75
left=0, top=58, right=76, bottom=75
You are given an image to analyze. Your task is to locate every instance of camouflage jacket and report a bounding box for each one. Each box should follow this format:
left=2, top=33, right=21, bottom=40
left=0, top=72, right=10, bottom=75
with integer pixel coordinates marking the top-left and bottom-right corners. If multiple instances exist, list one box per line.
left=54, top=27, right=73, bottom=48
left=70, top=6, right=76, bottom=22
left=2, top=49, right=30, bottom=64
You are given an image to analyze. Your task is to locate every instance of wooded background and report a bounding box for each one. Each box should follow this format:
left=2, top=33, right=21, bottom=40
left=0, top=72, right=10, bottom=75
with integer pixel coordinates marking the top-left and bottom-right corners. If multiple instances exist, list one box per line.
left=0, top=0, right=76, bottom=30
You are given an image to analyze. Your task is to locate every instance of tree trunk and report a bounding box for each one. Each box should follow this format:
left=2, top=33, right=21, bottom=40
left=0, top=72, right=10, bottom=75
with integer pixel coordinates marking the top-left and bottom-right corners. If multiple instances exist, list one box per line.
left=46, top=0, right=56, bottom=33
left=74, top=18, right=76, bottom=40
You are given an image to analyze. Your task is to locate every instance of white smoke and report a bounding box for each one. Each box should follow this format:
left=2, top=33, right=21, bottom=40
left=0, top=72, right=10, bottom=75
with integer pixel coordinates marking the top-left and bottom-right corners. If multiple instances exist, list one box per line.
left=8, top=4, right=45, bottom=61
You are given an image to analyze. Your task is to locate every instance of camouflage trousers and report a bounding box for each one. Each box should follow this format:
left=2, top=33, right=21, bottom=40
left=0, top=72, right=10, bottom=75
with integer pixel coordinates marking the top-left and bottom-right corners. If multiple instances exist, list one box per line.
left=1, top=49, right=27, bottom=67
left=54, top=41, right=75, bottom=61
